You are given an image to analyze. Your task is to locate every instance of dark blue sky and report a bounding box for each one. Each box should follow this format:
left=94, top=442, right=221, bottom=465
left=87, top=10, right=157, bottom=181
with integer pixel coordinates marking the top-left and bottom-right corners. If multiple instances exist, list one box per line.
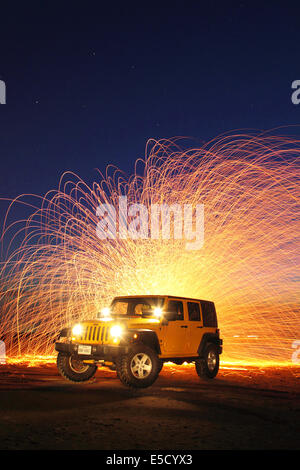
left=0, top=0, right=300, bottom=205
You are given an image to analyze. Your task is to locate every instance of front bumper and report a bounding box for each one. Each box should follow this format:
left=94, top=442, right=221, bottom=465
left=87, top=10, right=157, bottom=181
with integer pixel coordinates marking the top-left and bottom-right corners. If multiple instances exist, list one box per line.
left=55, top=341, right=128, bottom=362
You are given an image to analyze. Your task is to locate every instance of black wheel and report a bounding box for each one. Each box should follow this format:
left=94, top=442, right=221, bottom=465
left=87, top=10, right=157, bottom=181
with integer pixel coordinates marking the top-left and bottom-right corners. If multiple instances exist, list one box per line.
left=195, top=343, right=219, bottom=379
left=157, top=359, right=164, bottom=374
left=116, top=344, right=160, bottom=388
left=57, top=352, right=97, bottom=382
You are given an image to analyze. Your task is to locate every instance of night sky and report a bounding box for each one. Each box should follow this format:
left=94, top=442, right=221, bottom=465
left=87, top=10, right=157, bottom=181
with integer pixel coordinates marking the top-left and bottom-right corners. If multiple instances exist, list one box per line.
left=0, top=1, right=300, bottom=210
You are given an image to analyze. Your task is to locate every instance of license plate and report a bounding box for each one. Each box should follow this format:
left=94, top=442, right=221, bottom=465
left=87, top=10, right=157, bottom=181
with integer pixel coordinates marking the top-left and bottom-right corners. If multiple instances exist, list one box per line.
left=78, top=345, right=92, bottom=355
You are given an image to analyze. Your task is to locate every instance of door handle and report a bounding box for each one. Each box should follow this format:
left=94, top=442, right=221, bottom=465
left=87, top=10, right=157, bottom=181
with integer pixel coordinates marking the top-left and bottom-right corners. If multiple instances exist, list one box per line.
left=196, top=326, right=203, bottom=328
left=180, top=325, right=188, bottom=328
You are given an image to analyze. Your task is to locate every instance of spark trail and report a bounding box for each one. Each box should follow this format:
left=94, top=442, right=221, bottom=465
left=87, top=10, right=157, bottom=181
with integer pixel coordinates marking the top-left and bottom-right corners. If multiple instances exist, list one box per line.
left=0, top=132, right=299, bottom=363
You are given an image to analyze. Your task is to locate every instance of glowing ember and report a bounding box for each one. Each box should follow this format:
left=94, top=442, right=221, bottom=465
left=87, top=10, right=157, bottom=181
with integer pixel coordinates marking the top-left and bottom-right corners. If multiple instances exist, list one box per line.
left=4, top=355, right=294, bottom=371
left=0, top=133, right=299, bottom=364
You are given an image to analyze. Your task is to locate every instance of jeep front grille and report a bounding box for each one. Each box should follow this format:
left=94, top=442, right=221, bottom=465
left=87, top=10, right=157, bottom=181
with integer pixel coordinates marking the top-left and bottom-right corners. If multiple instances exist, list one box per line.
left=81, top=325, right=109, bottom=344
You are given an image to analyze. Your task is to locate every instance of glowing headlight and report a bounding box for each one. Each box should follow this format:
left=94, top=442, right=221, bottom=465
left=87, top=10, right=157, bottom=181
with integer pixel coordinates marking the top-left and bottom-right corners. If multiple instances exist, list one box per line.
left=72, top=324, right=83, bottom=336
left=101, top=307, right=110, bottom=316
left=153, top=307, right=163, bottom=318
left=99, top=307, right=112, bottom=321
left=110, top=325, right=123, bottom=338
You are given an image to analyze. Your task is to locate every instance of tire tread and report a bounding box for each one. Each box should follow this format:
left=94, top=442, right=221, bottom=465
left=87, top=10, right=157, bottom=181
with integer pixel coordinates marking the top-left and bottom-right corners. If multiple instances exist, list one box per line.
left=57, top=352, right=97, bottom=383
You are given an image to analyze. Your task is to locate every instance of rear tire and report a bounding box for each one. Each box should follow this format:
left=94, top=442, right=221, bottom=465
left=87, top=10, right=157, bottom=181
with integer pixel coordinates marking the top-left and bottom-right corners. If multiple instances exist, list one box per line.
left=116, top=344, right=160, bottom=388
left=195, top=343, right=219, bottom=379
left=57, top=352, right=97, bottom=382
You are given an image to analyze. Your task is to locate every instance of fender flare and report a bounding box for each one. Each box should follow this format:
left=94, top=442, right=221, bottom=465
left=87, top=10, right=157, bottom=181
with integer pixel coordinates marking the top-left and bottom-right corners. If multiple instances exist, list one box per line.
left=126, top=329, right=161, bottom=354
left=59, top=327, right=71, bottom=338
left=197, top=333, right=222, bottom=357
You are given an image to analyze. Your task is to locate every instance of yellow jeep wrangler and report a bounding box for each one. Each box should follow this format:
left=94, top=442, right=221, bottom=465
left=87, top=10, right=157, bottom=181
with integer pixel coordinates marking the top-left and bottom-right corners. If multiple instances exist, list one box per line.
left=55, top=295, right=222, bottom=388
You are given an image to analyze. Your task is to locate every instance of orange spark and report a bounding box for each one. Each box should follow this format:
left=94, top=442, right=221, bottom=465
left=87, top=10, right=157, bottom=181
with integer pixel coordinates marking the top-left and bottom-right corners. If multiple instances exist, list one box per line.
left=0, top=132, right=299, bottom=365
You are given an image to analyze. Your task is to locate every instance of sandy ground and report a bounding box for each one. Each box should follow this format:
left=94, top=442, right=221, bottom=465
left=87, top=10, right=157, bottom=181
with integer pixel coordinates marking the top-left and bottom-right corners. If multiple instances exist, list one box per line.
left=0, top=361, right=299, bottom=450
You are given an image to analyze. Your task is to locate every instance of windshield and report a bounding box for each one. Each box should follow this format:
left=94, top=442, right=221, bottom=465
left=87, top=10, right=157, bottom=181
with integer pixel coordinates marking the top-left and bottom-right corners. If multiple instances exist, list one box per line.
left=110, top=297, right=165, bottom=317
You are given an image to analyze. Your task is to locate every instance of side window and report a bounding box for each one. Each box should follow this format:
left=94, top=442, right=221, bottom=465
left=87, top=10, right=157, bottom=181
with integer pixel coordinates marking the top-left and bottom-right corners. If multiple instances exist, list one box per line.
left=188, top=302, right=201, bottom=321
left=166, top=300, right=184, bottom=321
left=201, top=301, right=217, bottom=327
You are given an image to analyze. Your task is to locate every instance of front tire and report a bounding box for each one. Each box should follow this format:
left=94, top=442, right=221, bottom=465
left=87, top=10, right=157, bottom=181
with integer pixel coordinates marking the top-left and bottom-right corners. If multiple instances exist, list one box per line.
left=116, top=345, right=160, bottom=388
left=157, top=359, right=164, bottom=374
left=195, top=343, right=219, bottom=379
left=57, top=352, right=97, bottom=382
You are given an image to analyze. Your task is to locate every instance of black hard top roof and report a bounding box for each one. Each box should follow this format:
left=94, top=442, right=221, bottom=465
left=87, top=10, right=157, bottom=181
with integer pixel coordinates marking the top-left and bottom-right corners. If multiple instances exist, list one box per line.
left=113, top=295, right=214, bottom=303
